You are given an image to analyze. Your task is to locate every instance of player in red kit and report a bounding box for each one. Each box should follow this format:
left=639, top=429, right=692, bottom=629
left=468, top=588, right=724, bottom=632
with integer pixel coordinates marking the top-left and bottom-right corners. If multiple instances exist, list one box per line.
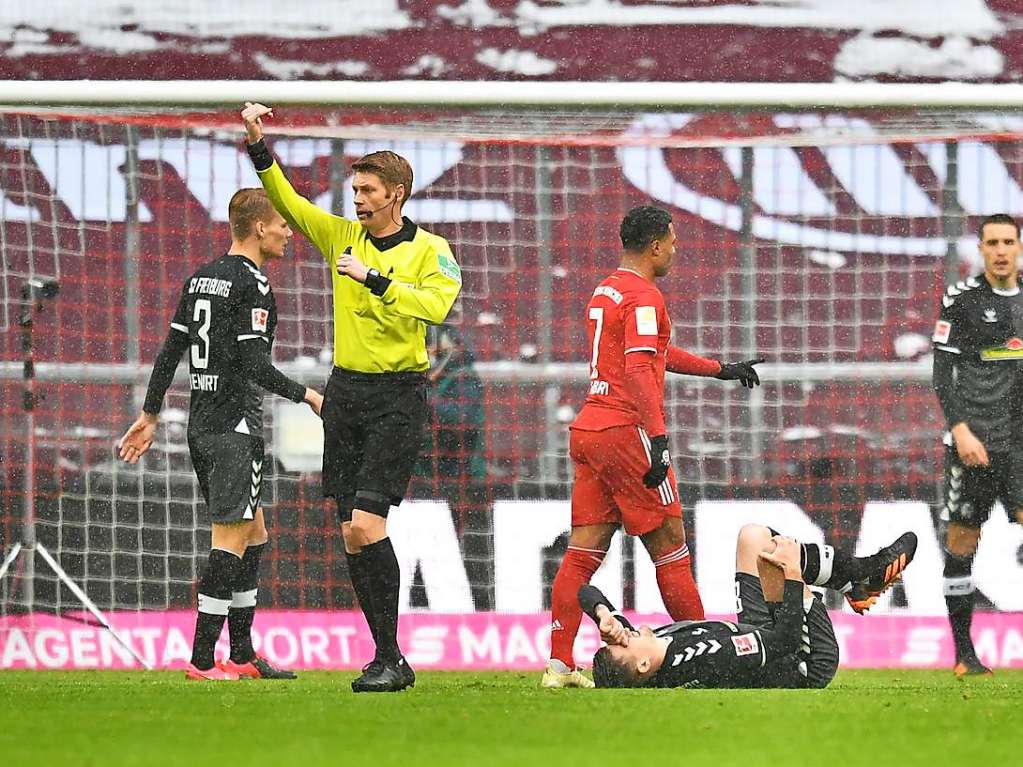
left=542, top=206, right=763, bottom=688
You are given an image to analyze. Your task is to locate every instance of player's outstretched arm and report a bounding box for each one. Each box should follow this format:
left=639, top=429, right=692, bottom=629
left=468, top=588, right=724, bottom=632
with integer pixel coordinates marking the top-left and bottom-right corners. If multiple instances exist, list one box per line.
left=714, top=357, right=765, bottom=388
left=241, top=102, right=354, bottom=264
left=665, top=345, right=722, bottom=377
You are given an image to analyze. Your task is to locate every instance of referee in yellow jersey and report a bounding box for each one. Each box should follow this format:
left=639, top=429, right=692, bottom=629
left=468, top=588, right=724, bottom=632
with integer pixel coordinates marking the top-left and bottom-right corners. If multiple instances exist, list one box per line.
left=242, top=103, right=462, bottom=692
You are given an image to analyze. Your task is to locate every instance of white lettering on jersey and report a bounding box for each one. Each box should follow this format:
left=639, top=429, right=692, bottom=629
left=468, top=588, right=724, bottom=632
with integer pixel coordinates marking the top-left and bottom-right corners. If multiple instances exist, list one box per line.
left=188, top=277, right=233, bottom=297
left=589, top=380, right=609, bottom=396
left=189, top=374, right=219, bottom=392
left=635, top=305, right=658, bottom=336
left=251, top=308, right=269, bottom=333
left=932, top=320, right=951, bottom=344
left=593, top=285, right=623, bottom=304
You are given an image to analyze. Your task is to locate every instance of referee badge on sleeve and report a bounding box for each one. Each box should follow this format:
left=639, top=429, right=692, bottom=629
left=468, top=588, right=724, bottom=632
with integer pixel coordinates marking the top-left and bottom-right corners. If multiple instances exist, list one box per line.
left=932, top=320, right=951, bottom=344
left=437, top=252, right=462, bottom=284
left=251, top=308, right=269, bottom=333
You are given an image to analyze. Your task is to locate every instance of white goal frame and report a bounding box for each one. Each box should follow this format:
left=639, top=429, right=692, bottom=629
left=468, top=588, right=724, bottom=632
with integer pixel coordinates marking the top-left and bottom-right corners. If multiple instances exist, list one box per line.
left=0, top=79, right=1013, bottom=664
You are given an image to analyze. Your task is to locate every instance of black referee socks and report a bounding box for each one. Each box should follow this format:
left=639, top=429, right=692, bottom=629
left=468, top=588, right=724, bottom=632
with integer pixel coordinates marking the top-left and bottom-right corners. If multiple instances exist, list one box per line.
left=192, top=548, right=243, bottom=670
left=360, top=537, right=403, bottom=664
left=346, top=549, right=382, bottom=651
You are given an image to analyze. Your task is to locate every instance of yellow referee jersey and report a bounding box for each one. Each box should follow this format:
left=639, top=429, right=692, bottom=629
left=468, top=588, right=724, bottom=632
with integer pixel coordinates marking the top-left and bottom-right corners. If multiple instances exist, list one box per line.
left=257, top=162, right=462, bottom=373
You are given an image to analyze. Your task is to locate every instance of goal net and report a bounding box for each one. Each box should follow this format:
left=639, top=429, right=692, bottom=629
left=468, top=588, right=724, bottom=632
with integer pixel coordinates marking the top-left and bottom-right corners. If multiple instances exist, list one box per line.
left=2, top=84, right=1023, bottom=671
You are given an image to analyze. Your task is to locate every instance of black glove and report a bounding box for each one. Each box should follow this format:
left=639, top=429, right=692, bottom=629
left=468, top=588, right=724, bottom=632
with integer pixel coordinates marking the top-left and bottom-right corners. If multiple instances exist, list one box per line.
left=643, top=434, right=671, bottom=488
left=715, top=357, right=765, bottom=388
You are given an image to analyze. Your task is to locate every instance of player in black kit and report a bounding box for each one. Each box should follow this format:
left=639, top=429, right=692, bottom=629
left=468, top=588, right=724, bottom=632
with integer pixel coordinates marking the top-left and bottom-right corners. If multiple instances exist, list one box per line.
left=119, top=188, right=323, bottom=681
left=584, top=524, right=917, bottom=689
left=932, top=213, right=1023, bottom=678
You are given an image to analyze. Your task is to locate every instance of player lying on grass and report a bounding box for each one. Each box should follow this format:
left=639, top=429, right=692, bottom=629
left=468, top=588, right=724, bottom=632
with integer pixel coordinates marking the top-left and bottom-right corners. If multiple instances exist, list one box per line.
left=583, top=523, right=917, bottom=689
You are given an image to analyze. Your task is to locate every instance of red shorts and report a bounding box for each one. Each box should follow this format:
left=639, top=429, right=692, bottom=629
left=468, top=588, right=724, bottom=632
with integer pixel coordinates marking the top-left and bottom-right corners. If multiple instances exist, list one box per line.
left=569, top=424, right=682, bottom=536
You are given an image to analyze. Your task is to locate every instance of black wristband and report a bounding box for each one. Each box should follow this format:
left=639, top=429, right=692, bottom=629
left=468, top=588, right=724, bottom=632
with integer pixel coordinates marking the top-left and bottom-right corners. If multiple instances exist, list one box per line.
left=246, top=138, right=274, bottom=172
left=364, top=267, right=392, bottom=297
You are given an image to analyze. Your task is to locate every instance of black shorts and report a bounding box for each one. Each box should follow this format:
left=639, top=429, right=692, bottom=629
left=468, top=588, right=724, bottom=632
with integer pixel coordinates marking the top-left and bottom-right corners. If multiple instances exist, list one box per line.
left=321, top=367, right=429, bottom=521
left=943, top=447, right=1023, bottom=528
left=735, top=572, right=839, bottom=689
left=188, top=433, right=264, bottom=524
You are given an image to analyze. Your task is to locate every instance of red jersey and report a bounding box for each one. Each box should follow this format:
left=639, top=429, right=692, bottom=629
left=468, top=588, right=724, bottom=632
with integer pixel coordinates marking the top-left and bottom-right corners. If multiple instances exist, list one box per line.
left=572, top=268, right=670, bottom=432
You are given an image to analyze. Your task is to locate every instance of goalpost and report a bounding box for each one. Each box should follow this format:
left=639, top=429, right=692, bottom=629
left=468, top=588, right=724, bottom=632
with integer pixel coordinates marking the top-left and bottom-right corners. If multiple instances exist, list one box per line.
left=2, top=81, right=1022, bottom=671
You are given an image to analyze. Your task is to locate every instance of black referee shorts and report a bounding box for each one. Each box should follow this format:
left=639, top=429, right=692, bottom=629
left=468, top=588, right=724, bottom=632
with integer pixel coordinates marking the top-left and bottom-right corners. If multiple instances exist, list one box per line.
left=943, top=447, right=1023, bottom=528
left=188, top=433, right=264, bottom=524
left=321, top=367, right=429, bottom=522
left=735, top=572, right=839, bottom=689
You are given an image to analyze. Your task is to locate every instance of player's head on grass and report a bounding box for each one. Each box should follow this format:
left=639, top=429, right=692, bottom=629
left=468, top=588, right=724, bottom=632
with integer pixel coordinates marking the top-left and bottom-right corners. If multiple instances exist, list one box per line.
left=977, top=213, right=1021, bottom=288
left=619, top=205, right=676, bottom=279
left=591, top=625, right=667, bottom=688
left=351, top=150, right=413, bottom=235
left=229, top=188, right=292, bottom=265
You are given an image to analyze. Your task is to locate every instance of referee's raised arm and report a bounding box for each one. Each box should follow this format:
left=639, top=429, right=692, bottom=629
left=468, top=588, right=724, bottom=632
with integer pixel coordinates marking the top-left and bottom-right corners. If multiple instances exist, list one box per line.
left=241, top=102, right=354, bottom=263
left=241, top=102, right=462, bottom=693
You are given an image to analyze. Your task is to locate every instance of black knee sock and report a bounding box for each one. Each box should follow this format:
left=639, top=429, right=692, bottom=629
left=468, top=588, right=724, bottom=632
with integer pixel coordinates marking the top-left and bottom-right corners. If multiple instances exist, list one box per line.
left=228, top=542, right=265, bottom=664
left=347, top=549, right=382, bottom=653
left=943, top=551, right=977, bottom=661
left=191, top=548, right=243, bottom=670
left=361, top=537, right=402, bottom=663
left=799, top=542, right=858, bottom=590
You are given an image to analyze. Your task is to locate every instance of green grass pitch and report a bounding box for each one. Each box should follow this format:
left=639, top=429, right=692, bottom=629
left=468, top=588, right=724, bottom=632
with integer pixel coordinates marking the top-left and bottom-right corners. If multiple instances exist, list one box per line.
left=3, top=669, right=1020, bottom=766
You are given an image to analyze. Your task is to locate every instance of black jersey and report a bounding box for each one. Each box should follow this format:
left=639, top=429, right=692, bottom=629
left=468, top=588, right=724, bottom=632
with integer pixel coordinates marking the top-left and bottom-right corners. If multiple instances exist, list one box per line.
left=143, top=253, right=305, bottom=436
left=580, top=580, right=807, bottom=690
left=651, top=582, right=803, bottom=690
left=932, top=275, right=1023, bottom=451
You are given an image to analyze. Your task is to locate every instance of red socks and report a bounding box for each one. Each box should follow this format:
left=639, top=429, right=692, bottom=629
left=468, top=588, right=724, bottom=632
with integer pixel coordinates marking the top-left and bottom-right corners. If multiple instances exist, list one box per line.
left=549, top=543, right=703, bottom=667
left=549, top=546, right=606, bottom=667
left=653, top=544, right=704, bottom=621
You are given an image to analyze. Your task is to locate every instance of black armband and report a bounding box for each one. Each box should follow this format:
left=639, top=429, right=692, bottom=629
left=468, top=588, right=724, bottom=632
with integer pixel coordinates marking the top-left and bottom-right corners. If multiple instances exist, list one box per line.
left=246, top=138, right=274, bottom=172
left=364, top=267, right=392, bottom=297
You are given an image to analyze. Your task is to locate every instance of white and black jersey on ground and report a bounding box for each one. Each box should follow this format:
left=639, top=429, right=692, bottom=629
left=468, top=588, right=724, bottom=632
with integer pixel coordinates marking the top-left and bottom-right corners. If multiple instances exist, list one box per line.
left=580, top=581, right=834, bottom=689
left=932, top=274, right=1023, bottom=453
left=142, top=253, right=306, bottom=435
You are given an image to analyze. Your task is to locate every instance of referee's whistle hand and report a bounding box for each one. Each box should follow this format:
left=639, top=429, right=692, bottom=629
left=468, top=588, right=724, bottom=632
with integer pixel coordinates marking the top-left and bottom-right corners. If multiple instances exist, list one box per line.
left=337, top=253, right=368, bottom=283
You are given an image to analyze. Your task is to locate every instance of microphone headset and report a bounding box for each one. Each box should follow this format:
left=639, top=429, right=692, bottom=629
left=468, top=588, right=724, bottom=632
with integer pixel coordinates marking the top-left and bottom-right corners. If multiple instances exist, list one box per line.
left=358, top=186, right=403, bottom=216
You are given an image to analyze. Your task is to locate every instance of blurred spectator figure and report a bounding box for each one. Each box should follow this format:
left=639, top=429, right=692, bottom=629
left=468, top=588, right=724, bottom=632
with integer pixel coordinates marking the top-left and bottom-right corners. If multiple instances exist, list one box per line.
left=415, top=325, right=492, bottom=608
left=426, top=325, right=486, bottom=483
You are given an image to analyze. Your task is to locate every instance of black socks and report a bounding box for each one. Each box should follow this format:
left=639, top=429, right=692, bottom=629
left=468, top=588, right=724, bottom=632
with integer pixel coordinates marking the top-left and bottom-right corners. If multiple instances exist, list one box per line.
left=228, top=542, right=265, bottom=664
left=191, top=548, right=243, bottom=670
left=359, top=538, right=402, bottom=664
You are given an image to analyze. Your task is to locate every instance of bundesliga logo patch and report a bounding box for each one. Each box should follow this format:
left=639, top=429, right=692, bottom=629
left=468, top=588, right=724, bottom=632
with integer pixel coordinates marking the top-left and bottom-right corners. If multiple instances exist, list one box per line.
left=437, top=252, right=462, bottom=284
left=251, top=308, right=269, bottom=333
left=731, top=633, right=760, bottom=657
left=932, top=320, right=951, bottom=344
